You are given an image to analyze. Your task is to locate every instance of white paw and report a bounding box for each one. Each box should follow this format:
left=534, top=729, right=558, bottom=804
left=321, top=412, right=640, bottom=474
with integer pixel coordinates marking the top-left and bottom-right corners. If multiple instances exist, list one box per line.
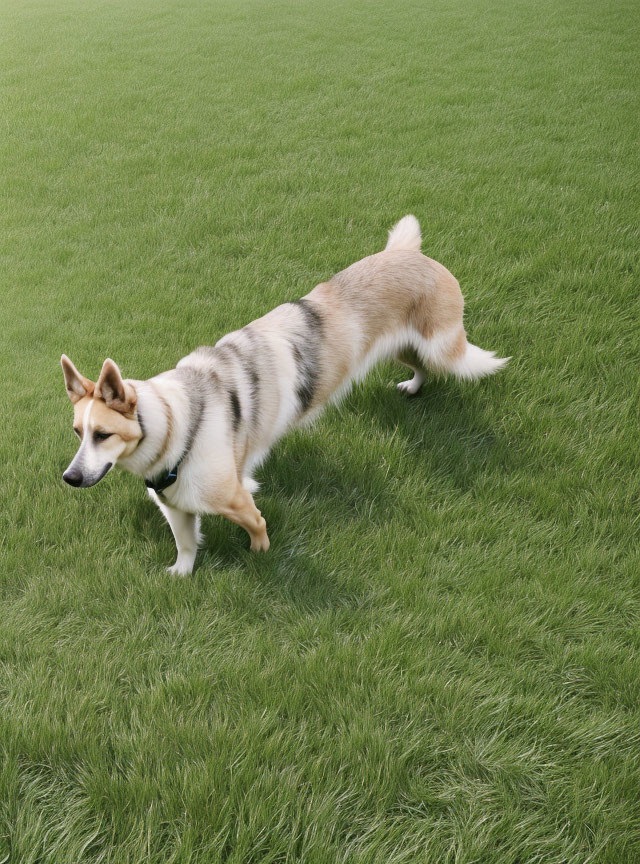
left=397, top=379, right=420, bottom=395
left=166, top=554, right=196, bottom=576
left=167, top=564, right=191, bottom=576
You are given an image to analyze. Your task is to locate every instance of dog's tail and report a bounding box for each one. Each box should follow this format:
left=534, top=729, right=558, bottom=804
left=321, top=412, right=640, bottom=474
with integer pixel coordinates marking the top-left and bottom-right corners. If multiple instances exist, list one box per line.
left=449, top=343, right=510, bottom=380
left=385, top=215, right=422, bottom=252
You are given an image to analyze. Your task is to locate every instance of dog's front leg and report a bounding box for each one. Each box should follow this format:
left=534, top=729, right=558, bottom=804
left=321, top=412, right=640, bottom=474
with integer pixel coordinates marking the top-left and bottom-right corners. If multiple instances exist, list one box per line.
left=148, top=489, right=202, bottom=575
left=215, top=482, right=270, bottom=553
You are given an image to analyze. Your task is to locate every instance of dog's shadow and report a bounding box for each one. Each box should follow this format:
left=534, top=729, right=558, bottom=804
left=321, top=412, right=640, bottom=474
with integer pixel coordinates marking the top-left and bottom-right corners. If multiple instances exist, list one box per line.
left=263, top=366, right=512, bottom=499
left=132, top=365, right=513, bottom=608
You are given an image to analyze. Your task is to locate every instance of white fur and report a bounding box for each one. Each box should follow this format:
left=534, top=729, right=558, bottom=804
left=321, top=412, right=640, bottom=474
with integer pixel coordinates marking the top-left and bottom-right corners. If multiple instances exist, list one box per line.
left=385, top=214, right=422, bottom=252
left=324, top=326, right=419, bottom=407
left=165, top=412, right=233, bottom=515
left=269, top=337, right=304, bottom=440
left=397, top=371, right=424, bottom=395
left=147, top=489, right=202, bottom=575
left=332, top=326, right=461, bottom=402
left=330, top=325, right=504, bottom=402
left=450, top=343, right=510, bottom=380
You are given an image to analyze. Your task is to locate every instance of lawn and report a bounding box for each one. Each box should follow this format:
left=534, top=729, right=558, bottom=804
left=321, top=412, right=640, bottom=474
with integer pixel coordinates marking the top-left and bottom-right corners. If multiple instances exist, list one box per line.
left=1, top=0, right=639, bottom=860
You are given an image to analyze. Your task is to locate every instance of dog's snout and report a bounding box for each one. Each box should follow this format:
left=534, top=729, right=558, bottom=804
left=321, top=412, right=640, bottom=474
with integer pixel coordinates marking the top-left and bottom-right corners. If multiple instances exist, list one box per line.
left=63, top=468, right=83, bottom=487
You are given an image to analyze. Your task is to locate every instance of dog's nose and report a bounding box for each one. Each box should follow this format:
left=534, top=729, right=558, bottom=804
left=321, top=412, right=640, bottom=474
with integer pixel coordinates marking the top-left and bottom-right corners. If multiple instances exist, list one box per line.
left=63, top=468, right=83, bottom=487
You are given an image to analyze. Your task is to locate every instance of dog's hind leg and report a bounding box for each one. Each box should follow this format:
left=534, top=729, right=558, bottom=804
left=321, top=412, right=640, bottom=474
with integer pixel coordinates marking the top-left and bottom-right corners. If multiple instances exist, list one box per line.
left=396, top=345, right=426, bottom=395
left=404, top=275, right=508, bottom=383
left=148, top=489, right=202, bottom=576
left=398, top=323, right=508, bottom=392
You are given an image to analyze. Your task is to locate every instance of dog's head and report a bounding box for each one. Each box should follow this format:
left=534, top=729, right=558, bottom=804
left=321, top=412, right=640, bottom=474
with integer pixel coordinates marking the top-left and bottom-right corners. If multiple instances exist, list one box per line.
left=61, top=355, right=143, bottom=488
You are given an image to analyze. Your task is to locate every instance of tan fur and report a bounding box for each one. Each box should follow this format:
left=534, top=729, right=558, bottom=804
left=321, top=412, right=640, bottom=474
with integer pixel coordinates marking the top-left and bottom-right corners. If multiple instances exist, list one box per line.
left=446, top=326, right=468, bottom=361
left=95, top=359, right=137, bottom=414
left=62, top=355, right=95, bottom=402
left=329, top=250, right=464, bottom=348
left=214, top=482, right=270, bottom=552
left=72, top=396, right=142, bottom=443
left=296, top=283, right=354, bottom=406
left=91, top=400, right=141, bottom=442
left=71, top=397, right=90, bottom=433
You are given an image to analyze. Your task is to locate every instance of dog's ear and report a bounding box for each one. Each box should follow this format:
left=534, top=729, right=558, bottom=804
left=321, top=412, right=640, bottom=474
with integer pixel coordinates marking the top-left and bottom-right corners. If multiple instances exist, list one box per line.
left=61, top=354, right=94, bottom=403
left=95, top=358, right=136, bottom=414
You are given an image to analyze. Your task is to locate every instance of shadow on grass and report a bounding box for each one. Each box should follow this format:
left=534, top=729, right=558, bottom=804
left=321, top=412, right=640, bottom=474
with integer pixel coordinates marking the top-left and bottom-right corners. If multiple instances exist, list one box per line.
left=131, top=484, right=362, bottom=612
left=267, top=369, right=513, bottom=499
left=130, top=366, right=513, bottom=606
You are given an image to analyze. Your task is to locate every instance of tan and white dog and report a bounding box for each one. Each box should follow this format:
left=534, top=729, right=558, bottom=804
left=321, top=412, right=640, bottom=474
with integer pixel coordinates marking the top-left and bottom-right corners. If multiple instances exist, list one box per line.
left=61, top=216, right=508, bottom=574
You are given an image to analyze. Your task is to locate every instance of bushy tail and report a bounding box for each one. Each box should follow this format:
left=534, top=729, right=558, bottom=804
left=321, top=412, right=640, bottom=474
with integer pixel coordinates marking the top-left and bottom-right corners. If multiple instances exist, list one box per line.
left=450, top=343, right=510, bottom=380
left=385, top=215, right=422, bottom=252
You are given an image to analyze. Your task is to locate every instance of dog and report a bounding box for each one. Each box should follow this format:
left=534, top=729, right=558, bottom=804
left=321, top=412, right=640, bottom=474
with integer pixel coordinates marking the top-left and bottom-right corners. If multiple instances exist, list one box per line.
left=61, top=216, right=508, bottom=574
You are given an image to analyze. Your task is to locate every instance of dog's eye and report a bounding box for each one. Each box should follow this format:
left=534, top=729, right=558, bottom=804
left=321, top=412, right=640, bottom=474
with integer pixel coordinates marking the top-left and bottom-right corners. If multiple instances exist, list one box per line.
left=73, top=427, right=82, bottom=438
left=93, top=431, right=113, bottom=442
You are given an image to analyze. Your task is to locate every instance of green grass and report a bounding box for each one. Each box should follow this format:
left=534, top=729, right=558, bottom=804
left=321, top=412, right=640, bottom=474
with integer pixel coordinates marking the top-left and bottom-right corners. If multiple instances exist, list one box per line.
left=1, top=0, right=639, bottom=860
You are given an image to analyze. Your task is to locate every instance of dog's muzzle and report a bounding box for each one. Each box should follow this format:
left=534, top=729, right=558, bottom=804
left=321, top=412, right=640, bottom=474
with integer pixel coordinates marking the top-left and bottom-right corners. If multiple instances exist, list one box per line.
left=63, top=462, right=112, bottom=488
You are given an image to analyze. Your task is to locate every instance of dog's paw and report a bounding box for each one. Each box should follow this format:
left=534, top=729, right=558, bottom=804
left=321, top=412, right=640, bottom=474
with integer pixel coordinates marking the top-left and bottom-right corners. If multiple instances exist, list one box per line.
left=167, top=556, right=195, bottom=576
left=250, top=532, right=270, bottom=553
left=397, top=378, right=421, bottom=396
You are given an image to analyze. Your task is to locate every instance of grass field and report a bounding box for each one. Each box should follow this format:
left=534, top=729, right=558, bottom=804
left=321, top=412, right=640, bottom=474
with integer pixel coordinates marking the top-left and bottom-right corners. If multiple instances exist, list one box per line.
left=2, top=0, right=639, bottom=860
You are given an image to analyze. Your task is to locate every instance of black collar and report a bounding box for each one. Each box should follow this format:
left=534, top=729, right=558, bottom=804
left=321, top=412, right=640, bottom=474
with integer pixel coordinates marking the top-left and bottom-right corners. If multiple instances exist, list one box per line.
left=145, top=463, right=180, bottom=494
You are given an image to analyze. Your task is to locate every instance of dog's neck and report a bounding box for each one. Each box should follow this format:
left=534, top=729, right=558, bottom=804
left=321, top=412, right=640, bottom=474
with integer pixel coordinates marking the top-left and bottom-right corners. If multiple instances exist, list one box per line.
left=118, top=374, right=191, bottom=480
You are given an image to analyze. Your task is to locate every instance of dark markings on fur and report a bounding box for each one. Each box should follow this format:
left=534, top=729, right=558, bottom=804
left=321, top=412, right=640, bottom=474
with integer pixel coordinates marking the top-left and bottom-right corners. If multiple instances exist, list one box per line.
left=215, top=342, right=241, bottom=360
left=241, top=329, right=261, bottom=427
left=171, top=367, right=208, bottom=467
left=293, top=297, right=324, bottom=332
left=228, top=389, right=242, bottom=432
left=217, top=337, right=261, bottom=430
left=290, top=342, right=314, bottom=410
left=288, top=299, right=324, bottom=413
left=183, top=394, right=205, bottom=465
left=136, top=405, right=146, bottom=444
